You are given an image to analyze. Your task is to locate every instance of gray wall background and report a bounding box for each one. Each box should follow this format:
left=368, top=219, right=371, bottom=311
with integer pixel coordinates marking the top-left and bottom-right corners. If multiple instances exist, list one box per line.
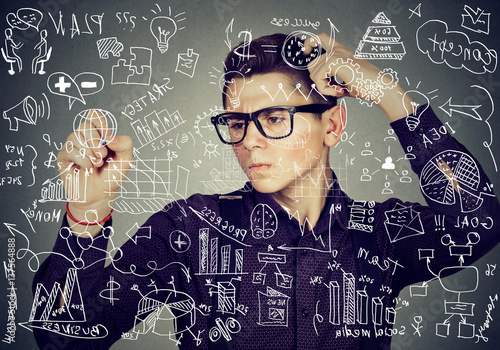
left=0, top=0, right=499, bottom=349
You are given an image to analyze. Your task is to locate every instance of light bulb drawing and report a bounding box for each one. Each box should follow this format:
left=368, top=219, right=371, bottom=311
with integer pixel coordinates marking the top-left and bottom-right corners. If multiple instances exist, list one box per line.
left=220, top=71, right=245, bottom=109
left=398, top=79, right=438, bottom=132
left=403, top=89, right=430, bottom=132
left=147, top=5, right=186, bottom=54
left=150, top=16, right=176, bottom=54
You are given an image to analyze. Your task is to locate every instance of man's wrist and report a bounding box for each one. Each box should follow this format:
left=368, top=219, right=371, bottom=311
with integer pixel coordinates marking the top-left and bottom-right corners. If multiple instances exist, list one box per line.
left=378, top=86, right=415, bottom=122
left=66, top=200, right=113, bottom=237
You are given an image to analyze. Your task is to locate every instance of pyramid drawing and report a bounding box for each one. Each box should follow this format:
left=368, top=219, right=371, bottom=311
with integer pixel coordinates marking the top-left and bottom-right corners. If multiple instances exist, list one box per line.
left=354, top=12, right=406, bottom=60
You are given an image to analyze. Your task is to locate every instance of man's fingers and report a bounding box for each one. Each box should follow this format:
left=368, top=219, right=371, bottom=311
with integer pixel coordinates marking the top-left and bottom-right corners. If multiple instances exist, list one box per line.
left=316, top=32, right=340, bottom=52
left=73, top=127, right=108, bottom=167
left=58, top=138, right=93, bottom=170
left=307, top=55, right=342, bottom=98
left=303, top=32, right=341, bottom=55
left=106, top=135, right=134, bottom=163
left=302, top=33, right=322, bottom=55
left=59, top=128, right=110, bottom=169
left=75, top=112, right=110, bottom=150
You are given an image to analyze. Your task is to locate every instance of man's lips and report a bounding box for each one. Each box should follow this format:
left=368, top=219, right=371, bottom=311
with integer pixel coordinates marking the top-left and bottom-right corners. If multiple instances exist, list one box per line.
left=246, top=163, right=272, bottom=171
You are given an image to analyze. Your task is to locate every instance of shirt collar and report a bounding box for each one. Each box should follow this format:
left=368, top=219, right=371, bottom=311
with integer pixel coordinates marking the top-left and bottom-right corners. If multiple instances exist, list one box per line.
left=246, top=170, right=351, bottom=233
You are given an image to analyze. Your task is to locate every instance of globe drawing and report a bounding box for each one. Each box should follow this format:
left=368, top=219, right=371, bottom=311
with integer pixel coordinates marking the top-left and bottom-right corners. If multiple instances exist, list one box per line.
left=73, top=109, right=117, bottom=149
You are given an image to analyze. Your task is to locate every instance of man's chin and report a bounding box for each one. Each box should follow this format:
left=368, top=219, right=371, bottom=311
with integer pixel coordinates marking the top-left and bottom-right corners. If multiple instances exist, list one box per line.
left=248, top=178, right=282, bottom=194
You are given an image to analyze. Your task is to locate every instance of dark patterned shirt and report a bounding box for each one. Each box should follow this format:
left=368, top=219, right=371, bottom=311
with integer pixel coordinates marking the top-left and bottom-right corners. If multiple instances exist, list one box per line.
left=33, top=106, right=500, bottom=349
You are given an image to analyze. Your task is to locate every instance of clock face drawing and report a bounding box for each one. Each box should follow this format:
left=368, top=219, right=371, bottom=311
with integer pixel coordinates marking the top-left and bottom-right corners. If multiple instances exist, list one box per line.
left=420, top=150, right=483, bottom=213
left=281, top=31, right=322, bottom=70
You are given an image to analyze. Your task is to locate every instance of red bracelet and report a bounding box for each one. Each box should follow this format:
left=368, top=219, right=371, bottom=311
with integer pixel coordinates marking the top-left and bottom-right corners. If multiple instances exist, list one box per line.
left=66, top=202, right=113, bottom=226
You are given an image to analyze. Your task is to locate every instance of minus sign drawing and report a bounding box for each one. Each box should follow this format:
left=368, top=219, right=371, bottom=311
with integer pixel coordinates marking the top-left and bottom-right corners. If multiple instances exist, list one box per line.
left=81, top=81, right=98, bottom=88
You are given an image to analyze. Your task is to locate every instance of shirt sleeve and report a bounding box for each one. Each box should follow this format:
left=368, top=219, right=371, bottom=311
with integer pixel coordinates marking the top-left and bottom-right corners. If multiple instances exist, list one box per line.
left=31, top=209, right=182, bottom=349
left=382, top=104, right=500, bottom=292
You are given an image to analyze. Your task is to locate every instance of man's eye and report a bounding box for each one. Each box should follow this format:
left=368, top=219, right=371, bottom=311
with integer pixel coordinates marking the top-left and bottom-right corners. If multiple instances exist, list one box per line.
left=267, top=116, right=285, bottom=124
left=265, top=111, right=288, bottom=123
left=229, top=122, right=245, bottom=130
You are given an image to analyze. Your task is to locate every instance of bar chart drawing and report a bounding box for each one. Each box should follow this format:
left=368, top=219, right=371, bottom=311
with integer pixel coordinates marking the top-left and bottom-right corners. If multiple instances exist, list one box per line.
left=372, top=297, right=384, bottom=326
left=221, top=245, right=231, bottom=274
left=197, top=228, right=245, bottom=276
left=327, top=272, right=395, bottom=327
left=217, top=281, right=236, bottom=314
left=329, top=281, right=340, bottom=325
left=131, top=109, right=185, bottom=151
left=356, top=290, right=368, bottom=325
left=39, top=166, right=88, bottom=203
left=343, top=273, right=356, bottom=324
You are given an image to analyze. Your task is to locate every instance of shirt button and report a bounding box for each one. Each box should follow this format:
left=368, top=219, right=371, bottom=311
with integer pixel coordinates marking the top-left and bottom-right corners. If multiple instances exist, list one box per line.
left=301, top=308, right=308, bottom=317
left=301, top=249, right=307, bottom=255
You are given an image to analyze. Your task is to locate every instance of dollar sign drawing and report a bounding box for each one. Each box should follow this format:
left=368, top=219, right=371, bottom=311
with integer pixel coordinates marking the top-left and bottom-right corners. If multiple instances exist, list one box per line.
left=99, top=276, right=120, bottom=305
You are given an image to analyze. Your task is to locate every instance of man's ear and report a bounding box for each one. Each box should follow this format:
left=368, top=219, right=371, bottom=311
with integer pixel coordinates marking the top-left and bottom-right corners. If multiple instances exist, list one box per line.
left=323, top=104, right=346, bottom=147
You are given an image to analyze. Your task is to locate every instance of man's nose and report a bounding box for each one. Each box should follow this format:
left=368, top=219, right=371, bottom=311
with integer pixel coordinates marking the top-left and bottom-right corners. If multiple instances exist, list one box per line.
left=242, top=120, right=266, bottom=149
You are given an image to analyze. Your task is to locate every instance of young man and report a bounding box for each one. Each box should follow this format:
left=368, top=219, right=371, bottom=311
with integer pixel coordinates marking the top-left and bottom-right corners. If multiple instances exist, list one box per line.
left=33, top=33, right=499, bottom=349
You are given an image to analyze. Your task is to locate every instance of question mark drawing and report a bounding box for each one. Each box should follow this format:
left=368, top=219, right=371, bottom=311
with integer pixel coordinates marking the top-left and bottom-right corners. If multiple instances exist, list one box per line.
left=116, top=12, right=136, bottom=31
left=123, top=12, right=130, bottom=28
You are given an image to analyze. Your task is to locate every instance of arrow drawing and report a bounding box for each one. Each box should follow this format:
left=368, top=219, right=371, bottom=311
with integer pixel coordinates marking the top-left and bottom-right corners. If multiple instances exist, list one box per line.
left=438, top=97, right=481, bottom=120
left=125, top=222, right=152, bottom=244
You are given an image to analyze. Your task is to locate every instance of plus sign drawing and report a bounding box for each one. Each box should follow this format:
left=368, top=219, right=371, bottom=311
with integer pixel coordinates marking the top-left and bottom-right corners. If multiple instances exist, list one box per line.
left=169, top=230, right=191, bottom=253
left=47, top=71, right=104, bottom=109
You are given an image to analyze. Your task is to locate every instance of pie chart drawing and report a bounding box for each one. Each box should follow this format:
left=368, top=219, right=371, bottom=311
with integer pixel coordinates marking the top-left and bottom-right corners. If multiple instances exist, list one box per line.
left=133, top=288, right=196, bottom=337
left=420, top=150, right=483, bottom=213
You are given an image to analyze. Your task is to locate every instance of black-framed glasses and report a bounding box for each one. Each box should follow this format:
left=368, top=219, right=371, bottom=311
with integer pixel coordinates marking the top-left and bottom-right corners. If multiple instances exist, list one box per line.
left=211, top=104, right=335, bottom=145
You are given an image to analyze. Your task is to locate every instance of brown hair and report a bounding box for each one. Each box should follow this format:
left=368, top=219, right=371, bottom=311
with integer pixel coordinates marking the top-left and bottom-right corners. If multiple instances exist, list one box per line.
left=222, top=33, right=336, bottom=114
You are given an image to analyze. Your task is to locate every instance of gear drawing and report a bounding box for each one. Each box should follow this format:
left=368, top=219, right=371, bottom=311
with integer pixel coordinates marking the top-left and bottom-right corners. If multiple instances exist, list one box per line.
left=377, top=68, right=399, bottom=90
left=327, top=58, right=363, bottom=94
left=355, top=78, right=384, bottom=107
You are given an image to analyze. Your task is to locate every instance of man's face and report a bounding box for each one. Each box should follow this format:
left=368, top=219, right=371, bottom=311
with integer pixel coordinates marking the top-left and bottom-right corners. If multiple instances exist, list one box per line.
left=226, top=72, right=331, bottom=195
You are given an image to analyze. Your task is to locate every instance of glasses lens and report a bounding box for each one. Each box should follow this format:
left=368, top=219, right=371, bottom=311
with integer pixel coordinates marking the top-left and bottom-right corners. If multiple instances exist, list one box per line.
left=216, top=114, right=246, bottom=144
left=257, top=108, right=292, bottom=138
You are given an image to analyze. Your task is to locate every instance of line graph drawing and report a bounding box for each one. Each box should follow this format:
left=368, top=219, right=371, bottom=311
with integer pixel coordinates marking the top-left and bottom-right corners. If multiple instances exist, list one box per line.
left=106, top=155, right=174, bottom=214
